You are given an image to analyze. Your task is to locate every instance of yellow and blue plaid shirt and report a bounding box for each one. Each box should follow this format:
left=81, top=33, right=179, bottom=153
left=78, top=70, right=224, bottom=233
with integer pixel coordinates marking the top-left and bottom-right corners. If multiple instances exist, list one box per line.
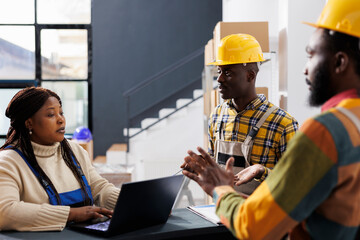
left=208, top=95, right=299, bottom=181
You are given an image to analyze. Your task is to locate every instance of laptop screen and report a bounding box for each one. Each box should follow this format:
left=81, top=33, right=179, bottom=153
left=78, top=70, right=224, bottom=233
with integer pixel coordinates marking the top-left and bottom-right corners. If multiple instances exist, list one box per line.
left=108, top=174, right=184, bottom=234
left=70, top=174, right=184, bottom=236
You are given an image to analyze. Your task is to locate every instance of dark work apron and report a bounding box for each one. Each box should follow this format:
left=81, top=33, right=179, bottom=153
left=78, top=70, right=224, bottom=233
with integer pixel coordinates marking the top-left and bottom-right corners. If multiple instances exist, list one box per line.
left=215, top=103, right=277, bottom=195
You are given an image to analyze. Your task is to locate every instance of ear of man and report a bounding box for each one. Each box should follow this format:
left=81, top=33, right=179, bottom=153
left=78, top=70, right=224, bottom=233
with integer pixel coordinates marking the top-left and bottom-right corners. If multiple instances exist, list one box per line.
left=246, top=63, right=259, bottom=83
left=247, top=69, right=257, bottom=82
left=334, top=51, right=349, bottom=74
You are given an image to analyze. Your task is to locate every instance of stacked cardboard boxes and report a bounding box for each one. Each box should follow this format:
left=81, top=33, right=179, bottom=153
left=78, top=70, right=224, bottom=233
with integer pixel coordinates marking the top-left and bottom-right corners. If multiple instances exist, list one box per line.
left=213, top=21, right=269, bottom=58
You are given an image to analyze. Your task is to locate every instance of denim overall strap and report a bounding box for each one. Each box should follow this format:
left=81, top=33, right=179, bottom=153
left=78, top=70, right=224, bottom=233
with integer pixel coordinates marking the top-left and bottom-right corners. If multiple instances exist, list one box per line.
left=5, top=146, right=58, bottom=205
left=6, top=146, right=94, bottom=206
left=71, top=156, right=94, bottom=205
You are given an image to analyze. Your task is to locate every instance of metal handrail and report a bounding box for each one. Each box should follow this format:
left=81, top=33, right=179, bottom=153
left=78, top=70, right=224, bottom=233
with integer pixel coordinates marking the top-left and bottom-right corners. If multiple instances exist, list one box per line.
left=128, top=81, right=218, bottom=139
left=124, top=47, right=204, bottom=152
left=129, top=93, right=204, bottom=139
left=129, top=76, right=201, bottom=119
left=123, top=47, right=204, bottom=97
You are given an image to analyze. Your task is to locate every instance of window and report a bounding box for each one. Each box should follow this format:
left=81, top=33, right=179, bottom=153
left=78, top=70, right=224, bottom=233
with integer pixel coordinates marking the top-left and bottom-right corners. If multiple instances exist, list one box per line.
left=0, top=0, right=92, bottom=142
left=42, top=81, right=88, bottom=133
left=0, top=0, right=34, bottom=24
left=37, top=0, right=91, bottom=24
left=41, top=29, right=88, bottom=80
left=0, top=26, right=35, bottom=79
left=0, top=88, right=21, bottom=135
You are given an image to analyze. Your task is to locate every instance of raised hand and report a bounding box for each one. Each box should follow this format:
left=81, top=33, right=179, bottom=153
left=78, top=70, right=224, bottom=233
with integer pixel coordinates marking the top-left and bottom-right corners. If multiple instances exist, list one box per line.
left=182, top=147, right=234, bottom=196
left=234, top=164, right=265, bottom=186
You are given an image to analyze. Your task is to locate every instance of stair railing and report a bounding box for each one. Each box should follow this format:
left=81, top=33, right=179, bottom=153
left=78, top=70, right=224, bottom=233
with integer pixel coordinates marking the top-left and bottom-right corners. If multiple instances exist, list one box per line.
left=123, top=47, right=204, bottom=152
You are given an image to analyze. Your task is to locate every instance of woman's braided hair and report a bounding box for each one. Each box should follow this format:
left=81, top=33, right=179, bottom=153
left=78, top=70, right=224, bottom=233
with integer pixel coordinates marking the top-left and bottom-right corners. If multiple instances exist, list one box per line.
left=0, top=87, right=92, bottom=206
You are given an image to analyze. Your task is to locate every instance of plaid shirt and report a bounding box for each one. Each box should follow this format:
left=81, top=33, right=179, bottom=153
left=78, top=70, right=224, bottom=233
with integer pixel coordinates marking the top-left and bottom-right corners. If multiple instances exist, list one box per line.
left=208, top=95, right=299, bottom=180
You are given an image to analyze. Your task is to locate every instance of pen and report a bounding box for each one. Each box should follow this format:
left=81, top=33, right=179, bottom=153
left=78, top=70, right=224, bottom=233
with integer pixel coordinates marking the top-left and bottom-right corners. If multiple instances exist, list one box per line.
left=173, top=163, right=191, bottom=176
left=173, top=168, right=184, bottom=176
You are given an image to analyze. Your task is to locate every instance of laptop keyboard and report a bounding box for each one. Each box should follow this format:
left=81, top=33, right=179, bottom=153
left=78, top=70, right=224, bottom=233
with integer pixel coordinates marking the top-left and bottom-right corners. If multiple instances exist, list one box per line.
left=85, top=219, right=111, bottom=231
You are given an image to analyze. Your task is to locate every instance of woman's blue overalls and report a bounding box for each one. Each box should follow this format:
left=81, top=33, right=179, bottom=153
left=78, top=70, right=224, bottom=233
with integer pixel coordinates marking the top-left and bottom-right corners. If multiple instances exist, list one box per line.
left=8, top=147, right=94, bottom=207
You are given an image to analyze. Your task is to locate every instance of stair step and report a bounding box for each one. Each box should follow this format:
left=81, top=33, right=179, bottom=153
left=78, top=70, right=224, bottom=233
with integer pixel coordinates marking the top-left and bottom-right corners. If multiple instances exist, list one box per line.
left=193, top=89, right=203, bottom=99
left=122, top=94, right=204, bottom=139
left=108, top=143, right=127, bottom=151
left=123, top=128, right=142, bottom=137
left=176, top=98, right=192, bottom=108
left=122, top=95, right=204, bottom=185
left=141, top=118, right=158, bottom=129
left=93, top=155, right=106, bottom=164
left=159, top=108, right=175, bottom=118
left=106, top=143, right=127, bottom=164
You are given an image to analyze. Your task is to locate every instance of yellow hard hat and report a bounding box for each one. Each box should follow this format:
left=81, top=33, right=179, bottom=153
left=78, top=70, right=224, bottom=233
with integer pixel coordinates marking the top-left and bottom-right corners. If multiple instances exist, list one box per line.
left=303, top=0, right=360, bottom=38
left=208, top=33, right=265, bottom=66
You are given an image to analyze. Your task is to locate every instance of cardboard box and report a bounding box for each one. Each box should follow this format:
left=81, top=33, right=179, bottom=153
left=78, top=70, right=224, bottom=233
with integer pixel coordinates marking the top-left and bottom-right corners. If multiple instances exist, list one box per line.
left=213, top=22, right=269, bottom=59
left=204, top=39, right=214, bottom=65
left=94, top=163, right=134, bottom=188
left=93, top=155, right=106, bottom=164
left=203, top=90, right=211, bottom=118
left=256, top=87, right=268, bottom=99
left=210, top=89, right=219, bottom=110
left=100, top=172, right=131, bottom=188
left=72, top=139, right=93, bottom=162
left=280, top=95, right=287, bottom=110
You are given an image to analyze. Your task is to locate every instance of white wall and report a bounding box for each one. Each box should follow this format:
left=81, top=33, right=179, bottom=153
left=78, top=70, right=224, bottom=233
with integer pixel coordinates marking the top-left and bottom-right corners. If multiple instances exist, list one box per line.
left=223, top=0, right=279, bottom=51
left=223, top=0, right=326, bottom=125
left=222, top=0, right=280, bottom=106
left=286, top=0, right=325, bottom=124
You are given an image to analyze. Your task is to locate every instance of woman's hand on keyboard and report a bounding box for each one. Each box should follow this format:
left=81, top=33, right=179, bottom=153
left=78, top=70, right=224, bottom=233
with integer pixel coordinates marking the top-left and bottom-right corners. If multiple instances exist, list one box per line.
left=68, top=206, right=113, bottom=222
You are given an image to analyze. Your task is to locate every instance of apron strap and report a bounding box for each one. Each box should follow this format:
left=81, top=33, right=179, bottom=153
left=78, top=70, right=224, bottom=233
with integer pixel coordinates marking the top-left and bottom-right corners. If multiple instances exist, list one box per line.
left=216, top=101, right=228, bottom=140
left=337, top=107, right=360, bottom=133
left=246, top=105, right=278, bottom=141
left=242, top=105, right=278, bottom=162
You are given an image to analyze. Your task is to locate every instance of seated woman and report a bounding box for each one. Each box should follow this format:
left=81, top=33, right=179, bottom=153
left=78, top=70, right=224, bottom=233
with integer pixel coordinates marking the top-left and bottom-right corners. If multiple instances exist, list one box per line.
left=0, top=87, right=119, bottom=231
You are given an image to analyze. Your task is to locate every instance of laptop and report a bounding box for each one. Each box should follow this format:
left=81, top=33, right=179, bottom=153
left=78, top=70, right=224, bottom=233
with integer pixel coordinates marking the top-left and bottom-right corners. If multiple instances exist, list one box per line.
left=70, top=174, right=184, bottom=237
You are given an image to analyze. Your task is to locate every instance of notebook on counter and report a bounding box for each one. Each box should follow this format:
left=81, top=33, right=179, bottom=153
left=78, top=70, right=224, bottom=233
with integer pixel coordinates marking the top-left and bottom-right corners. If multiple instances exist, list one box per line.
left=70, top=174, right=184, bottom=237
left=187, top=204, right=221, bottom=225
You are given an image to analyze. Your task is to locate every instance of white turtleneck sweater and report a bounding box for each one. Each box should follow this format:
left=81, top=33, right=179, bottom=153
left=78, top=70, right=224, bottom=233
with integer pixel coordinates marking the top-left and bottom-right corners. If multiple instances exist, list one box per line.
left=0, top=141, right=120, bottom=231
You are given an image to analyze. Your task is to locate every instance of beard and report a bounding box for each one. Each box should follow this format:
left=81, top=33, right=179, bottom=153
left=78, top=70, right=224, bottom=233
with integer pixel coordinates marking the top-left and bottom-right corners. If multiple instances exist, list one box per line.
left=307, top=61, right=334, bottom=107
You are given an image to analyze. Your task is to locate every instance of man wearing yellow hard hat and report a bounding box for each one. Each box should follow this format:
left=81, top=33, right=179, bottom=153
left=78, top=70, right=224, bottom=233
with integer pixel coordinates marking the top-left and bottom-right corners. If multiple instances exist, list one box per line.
left=207, top=33, right=298, bottom=195
left=182, top=0, right=360, bottom=239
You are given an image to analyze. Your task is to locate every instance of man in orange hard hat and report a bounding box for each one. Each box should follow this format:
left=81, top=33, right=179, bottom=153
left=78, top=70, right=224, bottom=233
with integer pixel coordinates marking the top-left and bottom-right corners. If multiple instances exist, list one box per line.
left=182, top=0, right=360, bottom=239
left=203, top=33, right=298, bottom=195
